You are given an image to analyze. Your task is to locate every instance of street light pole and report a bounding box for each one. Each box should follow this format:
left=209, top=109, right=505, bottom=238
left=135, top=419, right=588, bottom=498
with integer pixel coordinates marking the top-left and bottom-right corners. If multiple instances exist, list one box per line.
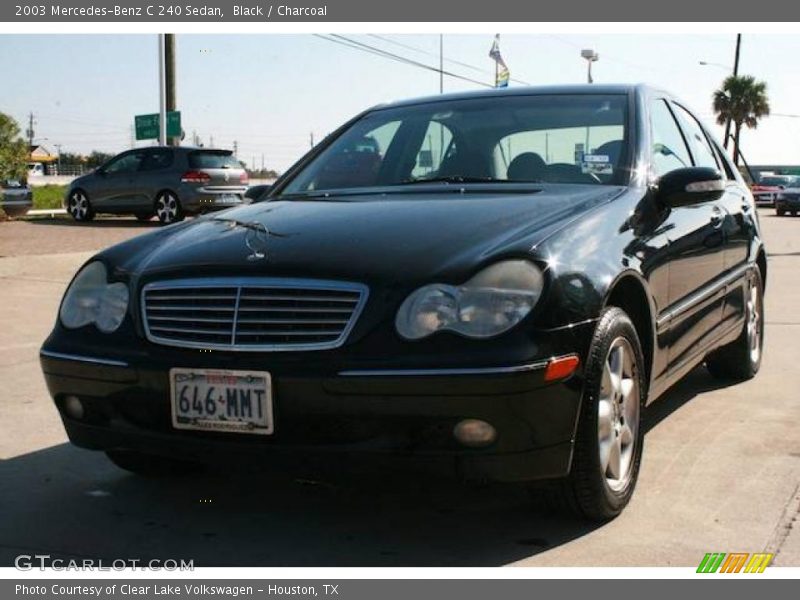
left=165, top=34, right=178, bottom=146
left=581, top=49, right=598, bottom=84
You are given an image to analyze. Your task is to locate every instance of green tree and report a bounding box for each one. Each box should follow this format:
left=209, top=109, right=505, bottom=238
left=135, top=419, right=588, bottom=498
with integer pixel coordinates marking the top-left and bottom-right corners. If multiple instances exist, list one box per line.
left=0, top=112, right=28, bottom=181
left=713, top=75, right=770, bottom=166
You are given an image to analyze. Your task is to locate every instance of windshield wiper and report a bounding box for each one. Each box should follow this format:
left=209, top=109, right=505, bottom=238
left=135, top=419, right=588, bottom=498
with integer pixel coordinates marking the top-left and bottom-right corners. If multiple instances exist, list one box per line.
left=400, top=176, right=543, bottom=185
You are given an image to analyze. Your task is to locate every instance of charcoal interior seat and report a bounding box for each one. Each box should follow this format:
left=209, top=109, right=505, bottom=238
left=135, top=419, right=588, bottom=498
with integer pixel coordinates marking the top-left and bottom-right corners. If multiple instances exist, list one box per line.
left=507, top=152, right=547, bottom=181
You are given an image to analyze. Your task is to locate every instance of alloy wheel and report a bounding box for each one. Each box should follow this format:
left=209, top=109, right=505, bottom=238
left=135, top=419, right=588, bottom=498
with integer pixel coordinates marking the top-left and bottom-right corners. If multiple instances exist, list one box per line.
left=156, top=193, right=179, bottom=224
left=747, top=279, right=762, bottom=365
left=68, top=191, right=89, bottom=220
left=597, top=336, right=640, bottom=492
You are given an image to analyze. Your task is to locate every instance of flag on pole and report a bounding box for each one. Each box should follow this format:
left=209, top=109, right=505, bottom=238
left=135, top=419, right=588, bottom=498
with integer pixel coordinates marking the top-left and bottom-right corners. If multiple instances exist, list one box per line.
left=489, top=34, right=510, bottom=88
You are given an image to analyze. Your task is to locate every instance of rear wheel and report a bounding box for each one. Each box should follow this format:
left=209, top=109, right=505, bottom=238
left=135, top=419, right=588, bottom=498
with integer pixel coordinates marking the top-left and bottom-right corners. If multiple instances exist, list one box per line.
left=155, top=191, right=184, bottom=225
left=706, top=269, right=764, bottom=381
left=533, top=307, right=646, bottom=520
left=776, top=208, right=785, bottom=216
left=67, top=189, right=95, bottom=222
left=105, top=450, right=205, bottom=477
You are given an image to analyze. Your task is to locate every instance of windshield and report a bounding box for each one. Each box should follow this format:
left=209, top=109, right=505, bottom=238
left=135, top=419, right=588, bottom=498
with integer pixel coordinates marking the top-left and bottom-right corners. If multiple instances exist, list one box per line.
left=758, top=177, right=793, bottom=186
left=280, top=93, right=629, bottom=196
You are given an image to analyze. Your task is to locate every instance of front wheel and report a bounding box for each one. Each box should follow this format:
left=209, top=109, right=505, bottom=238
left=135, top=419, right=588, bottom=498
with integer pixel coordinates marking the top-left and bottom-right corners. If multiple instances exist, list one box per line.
left=547, top=307, right=646, bottom=520
left=105, top=450, right=205, bottom=477
left=706, top=269, right=764, bottom=381
left=67, top=190, right=95, bottom=222
left=155, top=191, right=184, bottom=225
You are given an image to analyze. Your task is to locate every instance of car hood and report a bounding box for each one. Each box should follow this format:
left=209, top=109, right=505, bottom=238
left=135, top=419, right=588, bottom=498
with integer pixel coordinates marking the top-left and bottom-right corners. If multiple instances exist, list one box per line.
left=109, top=186, right=623, bottom=285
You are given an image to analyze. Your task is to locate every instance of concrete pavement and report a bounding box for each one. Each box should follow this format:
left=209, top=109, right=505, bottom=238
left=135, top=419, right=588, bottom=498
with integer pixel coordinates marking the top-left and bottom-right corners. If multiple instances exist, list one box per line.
left=0, top=209, right=798, bottom=567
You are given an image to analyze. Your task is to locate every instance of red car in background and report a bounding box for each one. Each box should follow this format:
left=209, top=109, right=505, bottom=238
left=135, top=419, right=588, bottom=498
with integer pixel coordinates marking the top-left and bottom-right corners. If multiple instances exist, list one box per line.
left=752, top=174, right=798, bottom=206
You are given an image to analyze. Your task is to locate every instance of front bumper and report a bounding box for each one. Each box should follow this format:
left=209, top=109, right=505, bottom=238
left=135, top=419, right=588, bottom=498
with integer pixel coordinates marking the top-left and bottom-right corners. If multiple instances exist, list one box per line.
left=40, top=321, right=595, bottom=483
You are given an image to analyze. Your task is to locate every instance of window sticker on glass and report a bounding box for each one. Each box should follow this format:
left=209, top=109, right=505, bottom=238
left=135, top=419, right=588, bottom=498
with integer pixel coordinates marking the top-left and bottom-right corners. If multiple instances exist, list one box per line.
left=582, top=154, right=613, bottom=175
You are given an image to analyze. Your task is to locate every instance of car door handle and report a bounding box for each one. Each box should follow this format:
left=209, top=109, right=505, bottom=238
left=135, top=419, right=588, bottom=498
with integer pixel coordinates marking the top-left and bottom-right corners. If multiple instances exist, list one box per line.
left=710, top=205, right=724, bottom=229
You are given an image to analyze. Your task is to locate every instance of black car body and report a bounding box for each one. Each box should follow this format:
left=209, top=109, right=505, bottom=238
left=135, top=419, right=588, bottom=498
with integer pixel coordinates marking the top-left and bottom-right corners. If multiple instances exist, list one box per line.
left=775, top=184, right=800, bottom=215
left=41, top=85, right=766, bottom=519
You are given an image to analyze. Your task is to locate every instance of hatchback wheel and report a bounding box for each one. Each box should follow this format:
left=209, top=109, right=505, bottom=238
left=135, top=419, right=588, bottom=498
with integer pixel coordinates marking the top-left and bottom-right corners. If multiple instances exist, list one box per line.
left=706, top=269, right=764, bottom=380
left=155, top=191, right=184, bottom=225
left=105, top=450, right=205, bottom=477
left=538, top=307, right=646, bottom=520
left=67, top=190, right=95, bottom=222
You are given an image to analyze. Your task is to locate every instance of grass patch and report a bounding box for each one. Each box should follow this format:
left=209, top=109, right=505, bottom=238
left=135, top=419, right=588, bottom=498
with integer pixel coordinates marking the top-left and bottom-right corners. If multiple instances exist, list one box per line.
left=33, top=185, right=67, bottom=210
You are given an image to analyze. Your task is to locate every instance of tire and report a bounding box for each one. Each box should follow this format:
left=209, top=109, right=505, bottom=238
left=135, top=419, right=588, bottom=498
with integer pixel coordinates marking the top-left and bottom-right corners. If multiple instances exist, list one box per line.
left=66, top=189, right=95, bottom=222
left=534, top=307, right=646, bottom=520
left=706, top=269, right=764, bottom=381
left=792, top=211, right=798, bottom=217
left=776, top=209, right=785, bottom=216
left=155, top=191, right=184, bottom=225
left=134, top=213, right=153, bottom=222
left=105, top=450, right=205, bottom=477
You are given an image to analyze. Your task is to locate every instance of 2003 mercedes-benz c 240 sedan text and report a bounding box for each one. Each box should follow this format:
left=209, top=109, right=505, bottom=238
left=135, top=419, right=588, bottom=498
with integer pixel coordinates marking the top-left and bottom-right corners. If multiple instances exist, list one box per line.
left=40, top=85, right=766, bottom=519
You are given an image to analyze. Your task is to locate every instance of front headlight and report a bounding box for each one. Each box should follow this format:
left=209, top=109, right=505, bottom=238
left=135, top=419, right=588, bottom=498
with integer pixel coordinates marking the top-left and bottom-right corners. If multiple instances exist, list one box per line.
left=395, top=259, right=544, bottom=340
left=59, top=261, right=130, bottom=333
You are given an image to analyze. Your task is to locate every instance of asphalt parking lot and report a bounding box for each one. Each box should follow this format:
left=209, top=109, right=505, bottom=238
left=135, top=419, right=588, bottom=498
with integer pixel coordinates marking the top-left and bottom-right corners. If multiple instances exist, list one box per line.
left=0, top=211, right=798, bottom=567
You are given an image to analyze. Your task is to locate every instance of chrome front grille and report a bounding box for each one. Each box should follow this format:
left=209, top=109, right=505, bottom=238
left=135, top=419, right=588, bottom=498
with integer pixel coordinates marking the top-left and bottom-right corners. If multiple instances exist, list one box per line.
left=142, top=278, right=368, bottom=351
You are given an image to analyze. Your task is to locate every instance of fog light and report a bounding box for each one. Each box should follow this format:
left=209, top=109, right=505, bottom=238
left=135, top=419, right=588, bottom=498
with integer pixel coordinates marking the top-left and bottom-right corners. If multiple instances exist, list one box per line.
left=63, top=395, right=85, bottom=420
left=453, top=419, right=497, bottom=447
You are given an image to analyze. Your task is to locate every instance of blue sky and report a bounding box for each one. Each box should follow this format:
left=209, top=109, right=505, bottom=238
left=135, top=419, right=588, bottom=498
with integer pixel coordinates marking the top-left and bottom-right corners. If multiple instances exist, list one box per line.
left=2, top=33, right=798, bottom=171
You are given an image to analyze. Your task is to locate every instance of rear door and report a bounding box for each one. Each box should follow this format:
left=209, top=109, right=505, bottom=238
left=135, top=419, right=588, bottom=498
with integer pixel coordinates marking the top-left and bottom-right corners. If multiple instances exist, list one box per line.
left=649, top=98, right=725, bottom=371
left=139, top=148, right=176, bottom=210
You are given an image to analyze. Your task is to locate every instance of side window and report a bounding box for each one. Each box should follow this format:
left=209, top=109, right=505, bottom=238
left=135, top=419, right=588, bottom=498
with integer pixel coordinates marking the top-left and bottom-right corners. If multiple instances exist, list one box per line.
left=671, top=103, right=720, bottom=171
left=142, top=149, right=174, bottom=171
left=410, top=121, right=454, bottom=179
left=650, top=100, right=692, bottom=177
left=104, top=152, right=145, bottom=175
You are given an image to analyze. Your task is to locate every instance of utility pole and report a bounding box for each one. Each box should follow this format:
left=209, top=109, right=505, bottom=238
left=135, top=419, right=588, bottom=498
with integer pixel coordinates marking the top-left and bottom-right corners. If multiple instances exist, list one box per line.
left=261, top=153, right=265, bottom=171
left=723, top=33, right=741, bottom=151
left=310, top=132, right=315, bottom=148
left=164, top=34, right=178, bottom=146
left=26, top=112, right=35, bottom=147
left=233, top=140, right=238, bottom=156
left=54, top=143, right=63, bottom=174
left=210, top=134, right=214, bottom=148
left=158, top=34, right=167, bottom=146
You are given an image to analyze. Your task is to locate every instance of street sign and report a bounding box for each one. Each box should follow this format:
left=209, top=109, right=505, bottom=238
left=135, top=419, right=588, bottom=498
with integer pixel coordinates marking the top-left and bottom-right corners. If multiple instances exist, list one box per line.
left=135, top=111, right=181, bottom=141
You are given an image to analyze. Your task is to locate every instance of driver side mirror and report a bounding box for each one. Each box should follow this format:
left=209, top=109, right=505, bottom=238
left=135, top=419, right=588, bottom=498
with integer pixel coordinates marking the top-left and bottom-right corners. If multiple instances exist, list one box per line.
left=656, top=167, right=724, bottom=208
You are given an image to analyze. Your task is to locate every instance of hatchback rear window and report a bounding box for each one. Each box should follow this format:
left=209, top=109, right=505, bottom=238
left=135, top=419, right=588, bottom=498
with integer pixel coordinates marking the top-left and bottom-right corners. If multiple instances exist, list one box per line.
left=188, top=151, right=241, bottom=169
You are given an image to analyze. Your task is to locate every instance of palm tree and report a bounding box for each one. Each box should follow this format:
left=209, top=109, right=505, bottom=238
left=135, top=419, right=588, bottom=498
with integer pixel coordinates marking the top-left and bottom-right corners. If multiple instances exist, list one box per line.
left=713, top=75, right=770, bottom=166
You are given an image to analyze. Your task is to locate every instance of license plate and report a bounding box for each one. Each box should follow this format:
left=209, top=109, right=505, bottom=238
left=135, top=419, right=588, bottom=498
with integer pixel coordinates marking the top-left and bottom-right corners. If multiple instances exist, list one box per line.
left=215, top=194, right=240, bottom=204
left=170, top=368, right=273, bottom=435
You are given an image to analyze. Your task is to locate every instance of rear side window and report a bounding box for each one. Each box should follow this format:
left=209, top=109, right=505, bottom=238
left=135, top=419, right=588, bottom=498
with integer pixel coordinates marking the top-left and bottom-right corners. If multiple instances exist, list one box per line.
left=671, top=103, right=720, bottom=171
left=142, top=149, right=175, bottom=171
left=188, top=151, right=241, bottom=169
left=650, top=99, right=692, bottom=177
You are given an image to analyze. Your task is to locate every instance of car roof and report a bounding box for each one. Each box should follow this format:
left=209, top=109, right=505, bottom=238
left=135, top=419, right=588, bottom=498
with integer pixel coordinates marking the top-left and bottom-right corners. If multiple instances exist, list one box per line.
left=374, top=83, right=650, bottom=111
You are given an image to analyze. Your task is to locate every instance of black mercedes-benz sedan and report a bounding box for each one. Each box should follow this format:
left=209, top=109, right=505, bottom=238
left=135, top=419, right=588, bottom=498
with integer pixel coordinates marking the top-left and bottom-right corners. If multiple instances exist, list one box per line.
left=40, top=85, right=766, bottom=519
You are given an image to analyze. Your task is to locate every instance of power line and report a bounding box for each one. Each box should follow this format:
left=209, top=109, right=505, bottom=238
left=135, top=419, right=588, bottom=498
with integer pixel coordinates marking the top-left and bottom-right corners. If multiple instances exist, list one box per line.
left=368, top=34, right=531, bottom=85
left=313, top=34, right=493, bottom=89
